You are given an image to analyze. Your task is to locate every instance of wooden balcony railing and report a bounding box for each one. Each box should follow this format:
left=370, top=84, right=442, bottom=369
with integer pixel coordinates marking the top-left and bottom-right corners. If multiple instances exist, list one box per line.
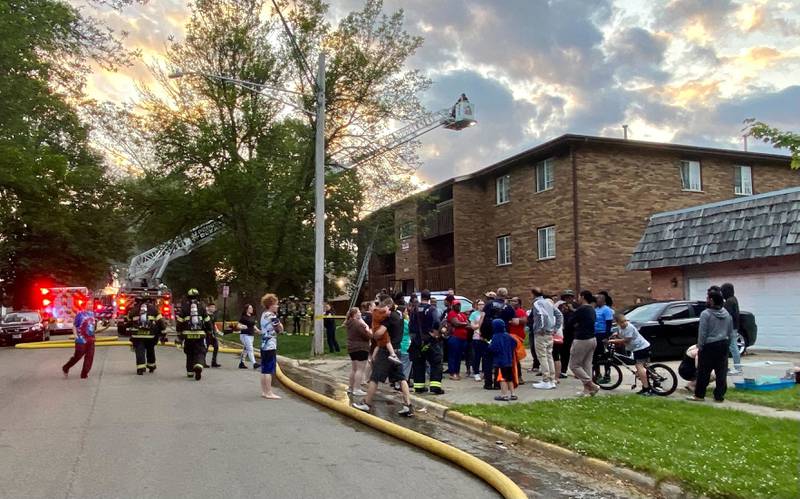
left=421, top=201, right=454, bottom=240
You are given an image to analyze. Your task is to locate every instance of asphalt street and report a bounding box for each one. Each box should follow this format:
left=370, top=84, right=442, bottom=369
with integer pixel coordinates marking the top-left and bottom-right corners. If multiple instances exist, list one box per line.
left=0, top=344, right=496, bottom=499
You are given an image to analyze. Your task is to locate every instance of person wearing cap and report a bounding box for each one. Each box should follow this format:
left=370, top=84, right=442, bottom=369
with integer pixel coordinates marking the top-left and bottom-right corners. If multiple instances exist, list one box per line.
left=176, top=288, right=212, bottom=381
left=446, top=300, right=469, bottom=380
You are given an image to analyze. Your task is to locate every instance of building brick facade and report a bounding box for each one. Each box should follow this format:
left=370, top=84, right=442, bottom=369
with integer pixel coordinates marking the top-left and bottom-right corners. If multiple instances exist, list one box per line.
left=361, top=135, right=799, bottom=308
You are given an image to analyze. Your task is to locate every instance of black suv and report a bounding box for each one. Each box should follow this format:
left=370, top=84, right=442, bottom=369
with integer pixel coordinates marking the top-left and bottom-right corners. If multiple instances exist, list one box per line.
left=623, top=301, right=757, bottom=359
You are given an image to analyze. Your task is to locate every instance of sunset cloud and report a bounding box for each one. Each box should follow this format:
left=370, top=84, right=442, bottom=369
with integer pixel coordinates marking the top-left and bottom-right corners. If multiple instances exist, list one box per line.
left=73, top=0, right=800, bottom=184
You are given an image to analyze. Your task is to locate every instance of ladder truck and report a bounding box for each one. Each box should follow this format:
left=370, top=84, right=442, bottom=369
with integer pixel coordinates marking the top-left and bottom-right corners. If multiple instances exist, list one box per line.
left=118, top=97, right=476, bottom=333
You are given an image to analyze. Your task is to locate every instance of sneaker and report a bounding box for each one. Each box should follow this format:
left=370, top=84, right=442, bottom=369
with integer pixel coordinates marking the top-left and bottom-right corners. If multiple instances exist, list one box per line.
left=238, top=362, right=247, bottom=369
left=532, top=381, right=553, bottom=390
left=397, top=405, right=414, bottom=417
left=387, top=355, right=402, bottom=365
left=559, top=373, right=568, bottom=379
left=509, top=395, right=518, bottom=401
left=194, top=366, right=202, bottom=381
left=352, top=389, right=367, bottom=396
left=473, top=374, right=482, bottom=382
left=597, top=375, right=611, bottom=384
left=352, top=402, right=370, bottom=412
left=728, top=369, right=743, bottom=376
left=637, top=388, right=654, bottom=396
left=685, top=395, right=704, bottom=402
left=493, top=395, right=510, bottom=402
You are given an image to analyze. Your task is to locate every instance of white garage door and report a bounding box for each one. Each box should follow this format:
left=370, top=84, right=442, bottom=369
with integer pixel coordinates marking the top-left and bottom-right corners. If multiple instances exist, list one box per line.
left=688, top=271, right=800, bottom=352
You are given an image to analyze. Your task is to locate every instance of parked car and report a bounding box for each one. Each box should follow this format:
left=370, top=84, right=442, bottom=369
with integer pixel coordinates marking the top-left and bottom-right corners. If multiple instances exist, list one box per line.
left=623, top=300, right=757, bottom=359
left=402, top=294, right=474, bottom=317
left=0, top=311, right=48, bottom=346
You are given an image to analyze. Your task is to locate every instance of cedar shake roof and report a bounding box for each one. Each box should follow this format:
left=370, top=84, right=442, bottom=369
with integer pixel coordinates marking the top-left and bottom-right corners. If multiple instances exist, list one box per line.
left=627, top=187, right=800, bottom=270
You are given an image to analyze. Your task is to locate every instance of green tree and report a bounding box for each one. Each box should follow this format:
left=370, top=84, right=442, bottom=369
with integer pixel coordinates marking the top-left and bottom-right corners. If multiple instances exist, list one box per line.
left=745, top=119, right=800, bottom=169
left=116, top=0, right=429, bottom=299
left=0, top=0, right=136, bottom=307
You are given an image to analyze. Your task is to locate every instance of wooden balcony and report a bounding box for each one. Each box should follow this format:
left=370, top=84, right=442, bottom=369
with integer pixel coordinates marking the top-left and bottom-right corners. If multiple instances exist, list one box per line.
left=421, top=200, right=454, bottom=240
left=422, top=264, right=454, bottom=292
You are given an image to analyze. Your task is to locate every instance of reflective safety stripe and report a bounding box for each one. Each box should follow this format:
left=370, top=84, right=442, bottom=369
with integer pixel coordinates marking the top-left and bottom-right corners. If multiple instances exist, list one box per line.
left=413, top=382, right=426, bottom=389
left=193, top=364, right=203, bottom=369
left=136, top=364, right=146, bottom=368
left=146, top=363, right=156, bottom=367
left=176, top=317, right=187, bottom=322
left=429, top=381, right=442, bottom=388
left=183, top=333, right=205, bottom=339
left=187, top=373, right=194, bottom=377
left=147, top=316, right=157, bottom=320
left=155, top=314, right=162, bottom=320
left=131, top=334, right=154, bottom=339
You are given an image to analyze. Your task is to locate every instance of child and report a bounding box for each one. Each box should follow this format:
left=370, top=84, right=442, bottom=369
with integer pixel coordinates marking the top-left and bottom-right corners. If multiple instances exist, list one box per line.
left=62, top=309, right=96, bottom=379
left=259, top=293, right=283, bottom=399
left=609, top=312, right=652, bottom=395
left=370, top=298, right=401, bottom=365
left=488, top=319, right=517, bottom=401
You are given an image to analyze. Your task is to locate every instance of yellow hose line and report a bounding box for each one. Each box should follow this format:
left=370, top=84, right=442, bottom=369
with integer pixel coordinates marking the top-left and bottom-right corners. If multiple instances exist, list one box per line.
left=66, top=335, right=118, bottom=341
left=274, top=364, right=527, bottom=499
left=15, top=341, right=133, bottom=349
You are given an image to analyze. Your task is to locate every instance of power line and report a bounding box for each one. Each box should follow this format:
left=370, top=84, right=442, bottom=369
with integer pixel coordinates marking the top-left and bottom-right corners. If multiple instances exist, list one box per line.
left=271, top=0, right=316, bottom=91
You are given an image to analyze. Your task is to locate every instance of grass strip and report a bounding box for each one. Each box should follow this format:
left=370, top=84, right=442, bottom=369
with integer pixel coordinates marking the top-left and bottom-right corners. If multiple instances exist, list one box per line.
left=222, top=326, right=349, bottom=359
left=453, top=395, right=799, bottom=498
left=724, top=385, right=799, bottom=411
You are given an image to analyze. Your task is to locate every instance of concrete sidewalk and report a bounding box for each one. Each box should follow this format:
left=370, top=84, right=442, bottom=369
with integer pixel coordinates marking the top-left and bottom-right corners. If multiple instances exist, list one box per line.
left=299, top=349, right=800, bottom=420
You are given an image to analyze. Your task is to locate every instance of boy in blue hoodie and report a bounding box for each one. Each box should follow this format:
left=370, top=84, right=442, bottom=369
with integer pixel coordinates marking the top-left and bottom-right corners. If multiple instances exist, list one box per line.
left=488, top=319, right=517, bottom=401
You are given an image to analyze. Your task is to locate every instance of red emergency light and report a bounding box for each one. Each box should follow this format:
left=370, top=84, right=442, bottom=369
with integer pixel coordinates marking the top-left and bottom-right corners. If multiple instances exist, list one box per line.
left=42, top=298, right=51, bottom=306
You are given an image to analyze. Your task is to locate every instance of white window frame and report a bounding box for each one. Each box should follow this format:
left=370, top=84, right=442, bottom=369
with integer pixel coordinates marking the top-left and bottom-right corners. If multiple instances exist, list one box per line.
left=679, top=160, right=702, bottom=192
left=535, top=158, right=554, bottom=193
left=496, top=235, right=511, bottom=266
left=537, top=226, right=556, bottom=260
left=495, top=175, right=510, bottom=205
left=734, top=165, right=753, bottom=196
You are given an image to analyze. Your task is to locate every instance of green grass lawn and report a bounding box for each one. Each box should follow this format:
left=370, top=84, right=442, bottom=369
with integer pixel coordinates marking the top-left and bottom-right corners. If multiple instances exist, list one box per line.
left=454, top=395, right=799, bottom=499
left=222, top=326, right=349, bottom=360
left=725, top=385, right=800, bottom=411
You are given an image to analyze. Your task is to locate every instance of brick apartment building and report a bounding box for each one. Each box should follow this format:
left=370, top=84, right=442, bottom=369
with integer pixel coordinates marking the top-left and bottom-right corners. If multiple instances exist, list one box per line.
left=360, top=134, right=799, bottom=308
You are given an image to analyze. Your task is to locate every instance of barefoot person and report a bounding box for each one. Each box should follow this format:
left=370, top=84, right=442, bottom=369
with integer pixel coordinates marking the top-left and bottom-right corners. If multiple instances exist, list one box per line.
left=259, top=293, right=283, bottom=399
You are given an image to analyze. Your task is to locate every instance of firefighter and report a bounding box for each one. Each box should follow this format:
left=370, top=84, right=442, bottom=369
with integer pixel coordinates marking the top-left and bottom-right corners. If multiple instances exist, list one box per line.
left=128, top=298, right=166, bottom=375
left=176, top=288, right=211, bottom=380
left=408, top=290, right=445, bottom=394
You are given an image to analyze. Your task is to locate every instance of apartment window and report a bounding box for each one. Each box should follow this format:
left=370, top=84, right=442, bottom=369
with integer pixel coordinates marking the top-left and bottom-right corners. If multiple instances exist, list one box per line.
left=496, top=175, right=510, bottom=205
left=398, top=221, right=414, bottom=240
left=679, top=160, right=702, bottom=191
left=538, top=226, right=556, bottom=260
left=535, top=158, right=554, bottom=192
left=497, top=235, right=511, bottom=266
left=734, top=165, right=753, bottom=195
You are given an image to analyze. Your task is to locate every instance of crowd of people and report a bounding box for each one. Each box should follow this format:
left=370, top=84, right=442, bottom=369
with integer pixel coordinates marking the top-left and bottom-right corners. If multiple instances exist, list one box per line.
left=59, top=281, right=745, bottom=408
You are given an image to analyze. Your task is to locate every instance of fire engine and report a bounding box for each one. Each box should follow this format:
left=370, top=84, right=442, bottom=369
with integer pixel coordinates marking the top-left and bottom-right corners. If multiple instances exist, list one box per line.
left=114, top=286, right=174, bottom=337
left=37, top=286, right=91, bottom=335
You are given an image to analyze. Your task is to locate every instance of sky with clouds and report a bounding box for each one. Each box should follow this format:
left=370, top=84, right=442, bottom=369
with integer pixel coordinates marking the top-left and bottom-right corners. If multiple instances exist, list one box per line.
left=78, top=0, right=800, bottom=184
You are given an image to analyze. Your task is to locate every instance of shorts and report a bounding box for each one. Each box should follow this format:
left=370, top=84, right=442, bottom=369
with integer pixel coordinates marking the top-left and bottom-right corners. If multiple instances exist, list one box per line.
left=369, top=349, right=405, bottom=384
left=633, top=347, right=651, bottom=364
left=349, top=350, right=369, bottom=361
left=260, top=349, right=277, bottom=374
left=552, top=344, right=561, bottom=361
left=498, top=366, right=513, bottom=381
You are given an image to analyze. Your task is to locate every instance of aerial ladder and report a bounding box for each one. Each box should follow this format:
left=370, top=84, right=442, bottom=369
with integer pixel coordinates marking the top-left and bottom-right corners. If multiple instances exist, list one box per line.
left=121, top=98, right=476, bottom=307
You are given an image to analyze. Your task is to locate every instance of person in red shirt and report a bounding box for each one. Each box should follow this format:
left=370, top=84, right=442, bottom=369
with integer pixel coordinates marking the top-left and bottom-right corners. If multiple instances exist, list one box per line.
left=446, top=301, right=469, bottom=380
left=509, top=297, right=528, bottom=384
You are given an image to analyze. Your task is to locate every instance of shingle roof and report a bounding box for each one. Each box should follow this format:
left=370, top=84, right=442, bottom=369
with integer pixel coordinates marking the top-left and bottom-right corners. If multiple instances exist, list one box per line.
left=627, top=187, right=800, bottom=270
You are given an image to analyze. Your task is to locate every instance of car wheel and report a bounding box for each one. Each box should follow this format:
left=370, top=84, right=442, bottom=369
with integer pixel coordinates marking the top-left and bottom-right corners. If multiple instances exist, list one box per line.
left=736, top=331, right=748, bottom=356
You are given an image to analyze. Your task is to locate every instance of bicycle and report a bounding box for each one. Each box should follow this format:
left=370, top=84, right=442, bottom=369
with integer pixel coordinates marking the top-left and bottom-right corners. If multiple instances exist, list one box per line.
left=593, top=343, right=677, bottom=396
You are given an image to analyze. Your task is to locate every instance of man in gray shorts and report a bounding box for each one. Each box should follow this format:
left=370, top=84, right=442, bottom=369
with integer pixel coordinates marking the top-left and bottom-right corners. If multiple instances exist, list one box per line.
left=353, top=297, right=414, bottom=416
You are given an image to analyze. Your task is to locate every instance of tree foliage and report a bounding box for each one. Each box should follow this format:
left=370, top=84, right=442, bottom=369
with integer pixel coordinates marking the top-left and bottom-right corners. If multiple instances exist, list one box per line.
left=116, top=0, right=429, bottom=299
left=745, top=119, right=800, bottom=169
left=0, top=0, right=134, bottom=307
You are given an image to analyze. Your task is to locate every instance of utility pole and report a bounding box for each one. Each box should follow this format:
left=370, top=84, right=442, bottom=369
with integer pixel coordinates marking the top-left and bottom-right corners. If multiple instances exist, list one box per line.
left=312, top=53, right=326, bottom=356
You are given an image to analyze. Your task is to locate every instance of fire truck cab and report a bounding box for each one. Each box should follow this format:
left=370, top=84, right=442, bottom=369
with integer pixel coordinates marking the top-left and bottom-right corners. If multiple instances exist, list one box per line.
left=38, top=286, right=91, bottom=336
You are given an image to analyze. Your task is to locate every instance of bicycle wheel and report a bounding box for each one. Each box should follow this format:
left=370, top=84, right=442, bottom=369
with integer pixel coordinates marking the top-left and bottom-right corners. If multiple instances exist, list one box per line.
left=595, top=364, right=623, bottom=390
left=648, top=363, right=677, bottom=396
